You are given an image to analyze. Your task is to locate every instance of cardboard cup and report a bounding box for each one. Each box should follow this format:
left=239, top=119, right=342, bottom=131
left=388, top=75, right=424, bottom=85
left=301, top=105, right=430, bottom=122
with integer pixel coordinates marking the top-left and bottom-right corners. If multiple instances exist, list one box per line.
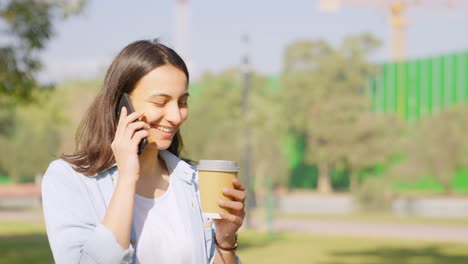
left=197, top=160, right=239, bottom=219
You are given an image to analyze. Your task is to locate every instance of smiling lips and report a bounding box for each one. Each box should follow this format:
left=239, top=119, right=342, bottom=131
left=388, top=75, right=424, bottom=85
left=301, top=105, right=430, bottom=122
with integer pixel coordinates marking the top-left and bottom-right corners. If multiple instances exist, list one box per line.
left=155, top=125, right=175, bottom=134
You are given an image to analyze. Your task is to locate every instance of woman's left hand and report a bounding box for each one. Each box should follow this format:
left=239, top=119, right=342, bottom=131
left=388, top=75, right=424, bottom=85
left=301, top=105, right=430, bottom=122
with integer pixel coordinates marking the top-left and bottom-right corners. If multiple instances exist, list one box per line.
left=213, top=178, right=246, bottom=248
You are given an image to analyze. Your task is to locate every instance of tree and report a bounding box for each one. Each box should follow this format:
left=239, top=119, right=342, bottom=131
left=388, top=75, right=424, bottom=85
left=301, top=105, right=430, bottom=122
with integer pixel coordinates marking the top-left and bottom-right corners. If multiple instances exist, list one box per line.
left=247, top=75, right=289, bottom=190
left=330, top=96, right=405, bottom=192
left=0, top=0, right=85, bottom=102
left=183, top=68, right=289, bottom=193
left=0, top=90, right=65, bottom=181
left=391, top=104, right=468, bottom=194
left=182, top=69, right=243, bottom=161
left=0, top=0, right=85, bottom=180
left=281, top=33, right=382, bottom=193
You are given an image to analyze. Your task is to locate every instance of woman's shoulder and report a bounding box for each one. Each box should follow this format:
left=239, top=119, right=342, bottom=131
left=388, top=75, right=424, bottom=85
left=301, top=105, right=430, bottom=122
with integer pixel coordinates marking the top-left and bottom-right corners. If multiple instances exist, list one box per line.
left=42, top=159, right=85, bottom=186
left=46, top=159, right=78, bottom=174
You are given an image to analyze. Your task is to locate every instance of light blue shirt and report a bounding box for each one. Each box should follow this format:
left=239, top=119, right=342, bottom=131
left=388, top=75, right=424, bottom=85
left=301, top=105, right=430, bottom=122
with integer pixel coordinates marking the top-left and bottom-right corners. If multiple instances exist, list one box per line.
left=42, top=150, right=240, bottom=264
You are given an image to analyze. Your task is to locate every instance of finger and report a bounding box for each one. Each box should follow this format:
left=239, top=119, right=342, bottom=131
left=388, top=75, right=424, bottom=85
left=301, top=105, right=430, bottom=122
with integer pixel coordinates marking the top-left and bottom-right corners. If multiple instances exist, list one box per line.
left=132, top=130, right=149, bottom=144
left=119, top=106, right=127, bottom=122
left=127, top=121, right=150, bottom=133
left=124, top=111, right=145, bottom=125
left=123, top=121, right=149, bottom=140
left=232, top=178, right=246, bottom=191
left=115, top=106, right=128, bottom=138
left=219, top=199, right=244, bottom=211
left=219, top=211, right=243, bottom=226
left=222, top=188, right=246, bottom=202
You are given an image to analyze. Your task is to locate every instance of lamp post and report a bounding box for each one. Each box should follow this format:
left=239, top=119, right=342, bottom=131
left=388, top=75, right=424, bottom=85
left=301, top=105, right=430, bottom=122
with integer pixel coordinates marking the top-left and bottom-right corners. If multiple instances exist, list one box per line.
left=241, top=34, right=253, bottom=228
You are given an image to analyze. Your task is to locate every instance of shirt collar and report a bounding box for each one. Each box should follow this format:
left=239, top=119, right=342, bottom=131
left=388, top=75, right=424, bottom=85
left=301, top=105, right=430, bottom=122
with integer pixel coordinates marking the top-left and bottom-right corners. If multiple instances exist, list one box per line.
left=94, top=150, right=195, bottom=184
left=159, top=150, right=195, bottom=184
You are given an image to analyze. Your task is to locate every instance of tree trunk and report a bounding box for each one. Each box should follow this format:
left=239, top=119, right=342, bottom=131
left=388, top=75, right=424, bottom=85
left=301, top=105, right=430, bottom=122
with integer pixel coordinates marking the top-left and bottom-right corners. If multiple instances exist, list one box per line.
left=438, top=171, right=453, bottom=195
left=349, top=167, right=358, bottom=193
left=317, top=162, right=332, bottom=194
left=441, top=177, right=452, bottom=195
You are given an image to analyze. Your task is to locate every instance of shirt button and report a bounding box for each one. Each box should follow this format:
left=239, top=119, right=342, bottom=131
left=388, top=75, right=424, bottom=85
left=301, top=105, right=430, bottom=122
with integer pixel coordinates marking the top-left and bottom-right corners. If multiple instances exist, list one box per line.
left=130, top=239, right=136, bottom=245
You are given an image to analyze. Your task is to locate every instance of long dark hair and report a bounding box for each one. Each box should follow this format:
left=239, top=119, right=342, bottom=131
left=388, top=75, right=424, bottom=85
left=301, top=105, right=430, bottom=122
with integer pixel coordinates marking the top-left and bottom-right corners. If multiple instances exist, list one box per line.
left=62, top=40, right=189, bottom=176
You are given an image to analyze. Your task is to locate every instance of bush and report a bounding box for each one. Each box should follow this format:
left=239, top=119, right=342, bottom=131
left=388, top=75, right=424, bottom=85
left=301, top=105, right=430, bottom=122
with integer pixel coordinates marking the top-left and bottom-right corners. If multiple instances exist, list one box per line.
left=353, top=176, right=393, bottom=212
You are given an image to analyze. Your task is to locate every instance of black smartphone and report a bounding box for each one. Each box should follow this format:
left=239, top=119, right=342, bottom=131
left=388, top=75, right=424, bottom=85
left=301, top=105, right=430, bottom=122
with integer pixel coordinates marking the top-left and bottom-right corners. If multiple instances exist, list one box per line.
left=116, top=93, right=148, bottom=155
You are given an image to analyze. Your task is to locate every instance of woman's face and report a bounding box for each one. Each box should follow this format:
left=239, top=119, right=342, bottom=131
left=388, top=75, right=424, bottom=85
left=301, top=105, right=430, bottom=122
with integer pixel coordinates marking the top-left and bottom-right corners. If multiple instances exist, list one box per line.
left=129, top=64, right=189, bottom=151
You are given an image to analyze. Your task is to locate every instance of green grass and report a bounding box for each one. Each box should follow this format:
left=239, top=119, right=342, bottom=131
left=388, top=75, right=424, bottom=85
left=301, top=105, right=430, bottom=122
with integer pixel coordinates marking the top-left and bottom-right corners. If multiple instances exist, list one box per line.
left=0, top=221, right=52, bottom=264
left=393, top=172, right=468, bottom=195
left=0, top=221, right=47, bottom=235
left=238, top=231, right=468, bottom=264
left=2, top=220, right=468, bottom=264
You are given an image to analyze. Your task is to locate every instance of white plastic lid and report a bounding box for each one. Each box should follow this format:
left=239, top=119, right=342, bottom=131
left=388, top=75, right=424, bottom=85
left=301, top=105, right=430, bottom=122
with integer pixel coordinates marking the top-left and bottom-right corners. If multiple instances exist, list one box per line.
left=197, top=160, right=239, bottom=172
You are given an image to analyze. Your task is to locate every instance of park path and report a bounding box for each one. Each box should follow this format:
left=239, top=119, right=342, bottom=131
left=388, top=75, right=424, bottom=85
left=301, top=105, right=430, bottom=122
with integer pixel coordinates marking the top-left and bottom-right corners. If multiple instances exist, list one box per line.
left=2, top=210, right=468, bottom=243
left=251, top=218, right=468, bottom=243
left=0, top=210, right=44, bottom=222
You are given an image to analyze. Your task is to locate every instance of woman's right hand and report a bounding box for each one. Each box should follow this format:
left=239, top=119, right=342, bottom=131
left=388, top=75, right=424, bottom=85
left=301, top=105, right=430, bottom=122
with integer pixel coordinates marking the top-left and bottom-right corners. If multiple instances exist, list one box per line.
left=111, top=107, right=149, bottom=184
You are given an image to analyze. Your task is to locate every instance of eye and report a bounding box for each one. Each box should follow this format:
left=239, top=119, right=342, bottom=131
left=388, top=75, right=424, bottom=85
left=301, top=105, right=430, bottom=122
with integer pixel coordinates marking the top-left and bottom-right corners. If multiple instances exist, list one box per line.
left=149, top=100, right=166, bottom=107
left=179, top=96, right=189, bottom=107
left=179, top=99, right=188, bottom=107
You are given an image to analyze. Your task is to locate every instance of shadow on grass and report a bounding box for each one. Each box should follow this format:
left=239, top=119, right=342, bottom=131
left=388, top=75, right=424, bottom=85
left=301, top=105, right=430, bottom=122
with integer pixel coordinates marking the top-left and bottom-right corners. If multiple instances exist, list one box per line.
left=319, top=245, right=468, bottom=264
left=0, top=233, right=53, bottom=264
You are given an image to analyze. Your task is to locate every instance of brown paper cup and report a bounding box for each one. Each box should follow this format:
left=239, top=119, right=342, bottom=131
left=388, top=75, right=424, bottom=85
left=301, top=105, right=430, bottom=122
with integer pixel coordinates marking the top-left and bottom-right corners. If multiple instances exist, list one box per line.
left=197, top=160, right=239, bottom=219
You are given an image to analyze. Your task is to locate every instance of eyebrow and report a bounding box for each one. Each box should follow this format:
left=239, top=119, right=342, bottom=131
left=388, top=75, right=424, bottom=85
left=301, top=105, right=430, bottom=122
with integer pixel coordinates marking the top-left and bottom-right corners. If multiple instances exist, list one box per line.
left=147, top=92, right=190, bottom=99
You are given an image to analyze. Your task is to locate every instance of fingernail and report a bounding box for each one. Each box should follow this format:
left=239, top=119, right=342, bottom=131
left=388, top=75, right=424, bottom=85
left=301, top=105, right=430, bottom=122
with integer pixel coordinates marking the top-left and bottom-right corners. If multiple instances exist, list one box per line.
left=218, top=199, right=226, bottom=205
left=222, top=187, right=229, bottom=192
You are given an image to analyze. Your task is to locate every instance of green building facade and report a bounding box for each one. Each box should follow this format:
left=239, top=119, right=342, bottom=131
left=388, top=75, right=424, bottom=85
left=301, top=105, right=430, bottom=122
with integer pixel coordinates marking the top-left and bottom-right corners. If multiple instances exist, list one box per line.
left=370, top=50, right=468, bottom=119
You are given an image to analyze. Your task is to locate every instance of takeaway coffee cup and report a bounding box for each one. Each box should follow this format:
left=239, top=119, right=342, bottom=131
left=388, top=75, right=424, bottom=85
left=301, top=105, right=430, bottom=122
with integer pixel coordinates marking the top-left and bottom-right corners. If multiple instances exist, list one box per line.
left=197, top=160, right=240, bottom=219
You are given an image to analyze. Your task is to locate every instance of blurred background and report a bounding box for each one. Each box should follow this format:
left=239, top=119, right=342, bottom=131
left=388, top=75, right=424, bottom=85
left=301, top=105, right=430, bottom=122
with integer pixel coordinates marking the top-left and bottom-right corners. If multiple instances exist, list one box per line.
left=1, top=0, right=468, bottom=263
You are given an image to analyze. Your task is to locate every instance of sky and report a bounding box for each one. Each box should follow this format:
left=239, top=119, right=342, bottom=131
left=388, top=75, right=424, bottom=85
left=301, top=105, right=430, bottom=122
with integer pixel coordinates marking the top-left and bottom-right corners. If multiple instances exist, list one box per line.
left=38, top=0, right=468, bottom=83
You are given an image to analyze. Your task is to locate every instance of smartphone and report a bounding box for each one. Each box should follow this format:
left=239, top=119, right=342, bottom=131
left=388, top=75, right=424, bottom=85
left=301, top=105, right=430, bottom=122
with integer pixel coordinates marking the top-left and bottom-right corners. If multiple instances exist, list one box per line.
left=116, top=93, right=148, bottom=155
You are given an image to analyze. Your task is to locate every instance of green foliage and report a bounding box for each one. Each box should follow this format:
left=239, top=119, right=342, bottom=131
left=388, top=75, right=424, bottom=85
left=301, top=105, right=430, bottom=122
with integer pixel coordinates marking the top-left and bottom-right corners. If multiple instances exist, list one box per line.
left=453, top=169, right=468, bottom=194
left=183, top=68, right=289, bottom=188
left=183, top=69, right=243, bottom=161
left=281, top=32, right=395, bottom=193
left=0, top=77, right=99, bottom=182
left=390, top=104, right=468, bottom=193
left=353, top=176, right=393, bottom=212
left=0, top=0, right=84, bottom=102
left=0, top=175, right=9, bottom=184
left=289, top=162, right=318, bottom=189
left=0, top=90, right=65, bottom=182
left=0, top=1, right=86, bottom=181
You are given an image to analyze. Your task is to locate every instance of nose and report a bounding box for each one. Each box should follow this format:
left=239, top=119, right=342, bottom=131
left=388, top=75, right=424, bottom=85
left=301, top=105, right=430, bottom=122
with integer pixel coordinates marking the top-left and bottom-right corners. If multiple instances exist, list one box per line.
left=164, top=102, right=183, bottom=125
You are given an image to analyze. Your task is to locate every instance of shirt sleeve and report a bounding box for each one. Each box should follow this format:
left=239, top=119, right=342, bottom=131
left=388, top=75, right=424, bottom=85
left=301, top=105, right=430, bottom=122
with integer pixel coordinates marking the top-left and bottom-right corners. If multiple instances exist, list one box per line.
left=42, top=160, right=134, bottom=264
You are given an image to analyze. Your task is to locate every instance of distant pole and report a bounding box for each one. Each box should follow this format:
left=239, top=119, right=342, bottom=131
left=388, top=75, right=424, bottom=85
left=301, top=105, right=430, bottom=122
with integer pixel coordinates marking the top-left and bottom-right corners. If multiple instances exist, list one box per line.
left=389, top=1, right=407, bottom=61
left=174, top=0, right=193, bottom=73
left=241, top=34, right=253, bottom=228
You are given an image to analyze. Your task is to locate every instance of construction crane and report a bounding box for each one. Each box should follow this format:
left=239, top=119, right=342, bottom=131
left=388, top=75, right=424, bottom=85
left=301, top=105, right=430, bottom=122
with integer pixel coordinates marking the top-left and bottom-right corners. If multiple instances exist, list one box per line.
left=319, top=0, right=468, bottom=61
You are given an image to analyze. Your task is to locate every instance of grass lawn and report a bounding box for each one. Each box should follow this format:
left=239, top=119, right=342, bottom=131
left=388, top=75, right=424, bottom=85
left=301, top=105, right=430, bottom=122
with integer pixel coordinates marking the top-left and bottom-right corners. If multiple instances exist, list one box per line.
left=238, top=231, right=468, bottom=264
left=0, top=221, right=52, bottom=264
left=1, top=220, right=468, bottom=264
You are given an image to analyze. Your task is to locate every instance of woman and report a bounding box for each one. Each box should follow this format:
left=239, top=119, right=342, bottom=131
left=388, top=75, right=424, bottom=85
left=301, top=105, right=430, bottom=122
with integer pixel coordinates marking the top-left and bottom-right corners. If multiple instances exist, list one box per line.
left=42, top=40, right=245, bottom=264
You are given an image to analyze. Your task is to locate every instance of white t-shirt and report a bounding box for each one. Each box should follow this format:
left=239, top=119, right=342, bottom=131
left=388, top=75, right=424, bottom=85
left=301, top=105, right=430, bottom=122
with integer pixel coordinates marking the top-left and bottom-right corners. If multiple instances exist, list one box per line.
left=133, top=176, right=194, bottom=264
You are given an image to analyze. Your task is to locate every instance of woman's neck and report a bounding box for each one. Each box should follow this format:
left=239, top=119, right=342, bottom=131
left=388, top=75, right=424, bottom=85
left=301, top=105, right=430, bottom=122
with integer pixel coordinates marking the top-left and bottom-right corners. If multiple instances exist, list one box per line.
left=135, top=147, right=170, bottom=198
left=138, top=147, right=166, bottom=179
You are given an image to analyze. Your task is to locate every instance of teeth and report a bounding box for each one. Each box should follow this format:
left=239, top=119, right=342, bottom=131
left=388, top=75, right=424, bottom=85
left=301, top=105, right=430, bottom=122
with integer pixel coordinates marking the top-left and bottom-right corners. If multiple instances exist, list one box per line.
left=156, top=126, right=173, bottom=133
